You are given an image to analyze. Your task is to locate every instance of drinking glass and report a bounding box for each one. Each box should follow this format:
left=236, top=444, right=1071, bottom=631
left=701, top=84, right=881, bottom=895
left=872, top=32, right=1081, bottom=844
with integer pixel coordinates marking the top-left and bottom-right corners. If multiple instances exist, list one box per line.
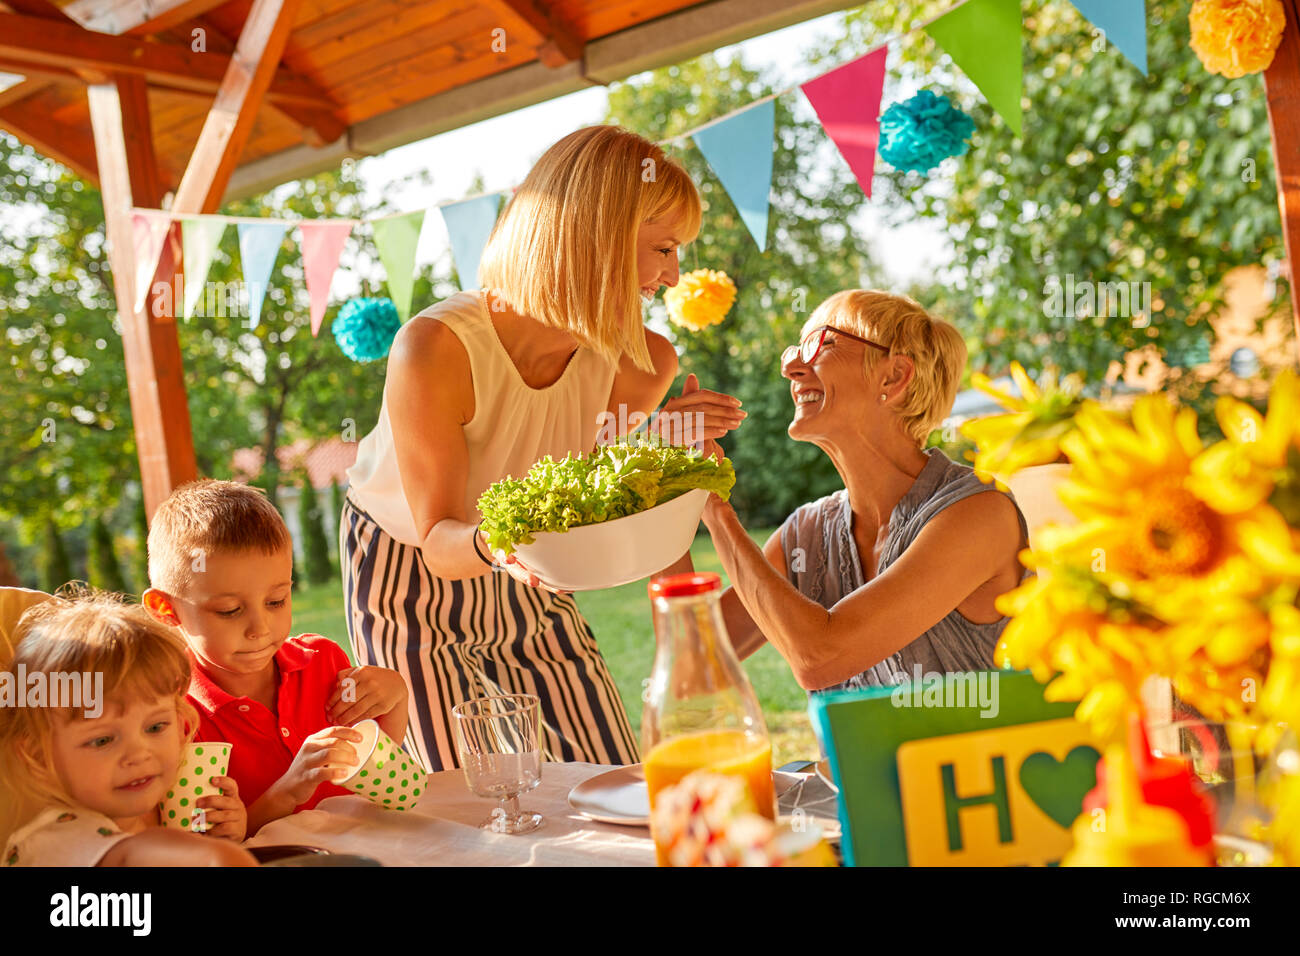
left=451, top=694, right=544, bottom=834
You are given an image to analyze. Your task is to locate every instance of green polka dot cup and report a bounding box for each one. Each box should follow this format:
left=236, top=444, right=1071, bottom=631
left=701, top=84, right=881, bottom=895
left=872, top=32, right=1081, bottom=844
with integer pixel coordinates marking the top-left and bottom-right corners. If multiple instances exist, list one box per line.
left=338, top=720, right=425, bottom=811
left=160, top=741, right=231, bottom=833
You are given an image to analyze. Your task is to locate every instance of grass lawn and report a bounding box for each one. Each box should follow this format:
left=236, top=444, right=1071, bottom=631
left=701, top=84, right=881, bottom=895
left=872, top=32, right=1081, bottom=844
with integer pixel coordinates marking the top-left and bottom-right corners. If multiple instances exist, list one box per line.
left=292, top=529, right=819, bottom=767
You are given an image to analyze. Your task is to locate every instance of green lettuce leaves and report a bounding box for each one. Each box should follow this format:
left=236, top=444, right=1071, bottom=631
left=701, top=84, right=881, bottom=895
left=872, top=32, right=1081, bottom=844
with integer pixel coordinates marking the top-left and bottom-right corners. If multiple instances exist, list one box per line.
left=477, top=441, right=736, bottom=555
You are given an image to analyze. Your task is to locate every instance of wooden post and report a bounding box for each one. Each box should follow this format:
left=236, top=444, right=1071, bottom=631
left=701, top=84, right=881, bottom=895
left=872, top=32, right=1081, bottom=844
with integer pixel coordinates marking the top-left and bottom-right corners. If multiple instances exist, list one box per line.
left=1264, top=0, right=1300, bottom=353
left=87, top=81, right=198, bottom=522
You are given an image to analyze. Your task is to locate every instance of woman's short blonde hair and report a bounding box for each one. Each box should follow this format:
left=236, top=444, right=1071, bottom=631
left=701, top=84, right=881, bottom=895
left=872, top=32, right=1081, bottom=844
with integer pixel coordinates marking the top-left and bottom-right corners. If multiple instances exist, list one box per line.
left=0, top=586, right=196, bottom=808
left=810, top=290, right=968, bottom=446
left=477, top=125, right=702, bottom=372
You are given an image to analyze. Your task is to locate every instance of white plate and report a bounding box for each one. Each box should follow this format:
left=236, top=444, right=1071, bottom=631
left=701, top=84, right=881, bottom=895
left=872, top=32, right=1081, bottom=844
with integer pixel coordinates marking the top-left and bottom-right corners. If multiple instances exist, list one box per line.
left=567, top=764, right=802, bottom=827
left=512, top=488, right=709, bottom=591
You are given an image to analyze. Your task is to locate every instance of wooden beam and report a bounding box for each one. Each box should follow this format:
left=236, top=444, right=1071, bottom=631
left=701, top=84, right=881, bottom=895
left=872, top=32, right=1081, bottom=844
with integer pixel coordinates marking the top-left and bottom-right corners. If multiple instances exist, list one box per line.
left=87, top=82, right=197, bottom=520
left=584, top=0, right=866, bottom=83
left=115, top=73, right=164, bottom=205
left=0, top=0, right=79, bottom=24
left=0, top=94, right=100, bottom=183
left=63, top=0, right=232, bottom=36
left=485, top=0, right=585, bottom=66
left=0, top=78, right=52, bottom=110
left=0, top=11, right=326, bottom=107
left=0, top=0, right=110, bottom=83
left=1264, top=0, right=1300, bottom=354
left=190, top=13, right=344, bottom=147
left=0, top=55, right=87, bottom=86
left=172, top=0, right=305, bottom=214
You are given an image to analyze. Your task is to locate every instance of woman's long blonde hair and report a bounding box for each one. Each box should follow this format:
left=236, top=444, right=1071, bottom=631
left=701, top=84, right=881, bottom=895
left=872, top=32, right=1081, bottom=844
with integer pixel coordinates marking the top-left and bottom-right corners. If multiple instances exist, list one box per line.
left=0, top=587, right=196, bottom=808
left=477, top=125, right=702, bottom=372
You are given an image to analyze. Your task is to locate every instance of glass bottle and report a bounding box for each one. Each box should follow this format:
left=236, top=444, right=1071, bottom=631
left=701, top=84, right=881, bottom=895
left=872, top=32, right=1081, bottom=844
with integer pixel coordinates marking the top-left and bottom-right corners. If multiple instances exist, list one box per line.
left=641, top=572, right=774, bottom=845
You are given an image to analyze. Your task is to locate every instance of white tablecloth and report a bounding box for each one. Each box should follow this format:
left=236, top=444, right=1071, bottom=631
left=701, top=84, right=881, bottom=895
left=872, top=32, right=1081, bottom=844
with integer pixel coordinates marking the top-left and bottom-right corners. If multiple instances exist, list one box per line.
left=245, top=762, right=656, bottom=867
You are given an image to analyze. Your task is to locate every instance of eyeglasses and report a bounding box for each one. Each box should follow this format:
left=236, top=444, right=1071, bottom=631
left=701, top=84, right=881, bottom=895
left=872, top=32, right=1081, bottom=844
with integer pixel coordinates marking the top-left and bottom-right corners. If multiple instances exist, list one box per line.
left=782, top=326, right=890, bottom=366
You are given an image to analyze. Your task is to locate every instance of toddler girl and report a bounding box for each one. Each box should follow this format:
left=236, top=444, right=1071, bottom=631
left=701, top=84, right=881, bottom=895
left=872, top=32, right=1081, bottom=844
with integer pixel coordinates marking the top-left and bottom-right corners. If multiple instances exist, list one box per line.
left=0, top=588, right=255, bottom=866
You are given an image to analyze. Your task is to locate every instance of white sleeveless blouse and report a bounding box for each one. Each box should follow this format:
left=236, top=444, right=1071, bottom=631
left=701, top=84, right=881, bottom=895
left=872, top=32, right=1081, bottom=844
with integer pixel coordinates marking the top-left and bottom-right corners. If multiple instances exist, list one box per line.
left=346, top=290, right=618, bottom=546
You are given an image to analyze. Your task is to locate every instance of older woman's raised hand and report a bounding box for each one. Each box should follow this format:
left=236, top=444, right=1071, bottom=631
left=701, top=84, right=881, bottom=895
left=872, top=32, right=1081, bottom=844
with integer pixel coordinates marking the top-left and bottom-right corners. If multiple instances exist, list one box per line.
left=651, top=374, right=746, bottom=445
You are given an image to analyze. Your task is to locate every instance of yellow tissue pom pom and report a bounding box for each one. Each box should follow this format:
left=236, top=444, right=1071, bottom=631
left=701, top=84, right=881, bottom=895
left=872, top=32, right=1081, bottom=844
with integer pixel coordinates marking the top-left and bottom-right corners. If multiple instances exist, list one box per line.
left=664, top=269, right=737, bottom=331
left=1189, top=0, right=1287, bottom=78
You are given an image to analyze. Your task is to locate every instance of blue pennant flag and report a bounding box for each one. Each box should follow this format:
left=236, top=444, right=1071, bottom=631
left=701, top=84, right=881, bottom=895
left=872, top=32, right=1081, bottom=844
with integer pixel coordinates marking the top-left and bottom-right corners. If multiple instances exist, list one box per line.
left=1070, top=0, right=1148, bottom=75
left=237, top=222, right=288, bottom=329
left=693, top=100, right=775, bottom=252
left=440, top=194, right=502, bottom=290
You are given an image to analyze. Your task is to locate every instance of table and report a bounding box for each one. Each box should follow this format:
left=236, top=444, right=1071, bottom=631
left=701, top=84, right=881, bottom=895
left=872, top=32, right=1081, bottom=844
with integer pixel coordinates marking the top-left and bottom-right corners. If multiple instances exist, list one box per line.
left=245, top=761, right=840, bottom=867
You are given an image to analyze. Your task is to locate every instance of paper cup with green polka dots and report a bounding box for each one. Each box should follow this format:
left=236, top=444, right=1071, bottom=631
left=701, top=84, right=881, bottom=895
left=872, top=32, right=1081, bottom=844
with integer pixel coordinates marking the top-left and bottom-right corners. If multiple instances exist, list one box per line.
left=338, top=720, right=425, bottom=811
left=160, top=741, right=231, bottom=833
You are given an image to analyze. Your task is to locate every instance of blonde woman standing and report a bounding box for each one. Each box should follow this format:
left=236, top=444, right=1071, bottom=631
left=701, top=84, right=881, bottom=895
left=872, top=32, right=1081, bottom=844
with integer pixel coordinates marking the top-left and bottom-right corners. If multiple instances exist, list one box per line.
left=341, top=126, right=745, bottom=772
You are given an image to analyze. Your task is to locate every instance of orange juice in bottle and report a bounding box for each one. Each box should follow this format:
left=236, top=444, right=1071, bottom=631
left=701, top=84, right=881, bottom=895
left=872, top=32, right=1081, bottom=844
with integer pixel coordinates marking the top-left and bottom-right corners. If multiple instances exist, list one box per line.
left=642, top=573, right=773, bottom=865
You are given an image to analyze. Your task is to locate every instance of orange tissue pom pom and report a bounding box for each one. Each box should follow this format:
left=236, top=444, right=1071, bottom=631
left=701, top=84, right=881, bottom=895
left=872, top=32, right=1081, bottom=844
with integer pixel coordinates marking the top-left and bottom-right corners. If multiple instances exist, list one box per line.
left=664, top=269, right=737, bottom=331
left=1189, top=0, right=1287, bottom=78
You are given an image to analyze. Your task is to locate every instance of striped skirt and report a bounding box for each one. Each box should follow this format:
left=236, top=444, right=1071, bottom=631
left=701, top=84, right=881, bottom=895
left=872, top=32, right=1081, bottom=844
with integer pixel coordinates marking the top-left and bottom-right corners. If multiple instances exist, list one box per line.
left=339, top=494, right=640, bottom=772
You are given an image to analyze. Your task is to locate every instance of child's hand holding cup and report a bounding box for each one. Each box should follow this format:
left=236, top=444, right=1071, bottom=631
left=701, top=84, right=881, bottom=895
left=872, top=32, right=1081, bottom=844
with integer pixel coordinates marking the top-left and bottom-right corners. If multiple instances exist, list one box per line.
left=161, top=742, right=232, bottom=834
left=336, top=719, right=426, bottom=811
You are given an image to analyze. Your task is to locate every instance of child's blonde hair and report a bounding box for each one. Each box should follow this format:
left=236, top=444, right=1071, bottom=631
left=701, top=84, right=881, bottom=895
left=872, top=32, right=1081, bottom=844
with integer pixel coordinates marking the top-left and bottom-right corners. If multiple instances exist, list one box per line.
left=477, top=125, right=702, bottom=373
left=0, top=586, right=197, bottom=808
left=148, top=479, right=291, bottom=595
left=810, top=290, right=968, bottom=446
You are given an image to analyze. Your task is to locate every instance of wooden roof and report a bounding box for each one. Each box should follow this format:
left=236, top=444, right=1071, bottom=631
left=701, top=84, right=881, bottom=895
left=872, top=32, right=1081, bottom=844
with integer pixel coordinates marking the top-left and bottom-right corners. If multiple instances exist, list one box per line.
left=0, top=0, right=859, bottom=201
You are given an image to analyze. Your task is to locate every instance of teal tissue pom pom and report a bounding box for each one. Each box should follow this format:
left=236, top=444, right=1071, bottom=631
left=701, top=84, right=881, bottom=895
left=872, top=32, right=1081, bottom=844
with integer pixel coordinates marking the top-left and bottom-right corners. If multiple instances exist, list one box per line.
left=333, top=297, right=401, bottom=363
left=879, top=91, right=975, bottom=175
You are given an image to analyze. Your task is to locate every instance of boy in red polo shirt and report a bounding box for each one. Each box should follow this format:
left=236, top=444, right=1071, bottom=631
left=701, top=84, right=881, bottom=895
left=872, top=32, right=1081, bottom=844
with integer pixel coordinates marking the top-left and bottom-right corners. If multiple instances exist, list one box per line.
left=143, top=479, right=409, bottom=835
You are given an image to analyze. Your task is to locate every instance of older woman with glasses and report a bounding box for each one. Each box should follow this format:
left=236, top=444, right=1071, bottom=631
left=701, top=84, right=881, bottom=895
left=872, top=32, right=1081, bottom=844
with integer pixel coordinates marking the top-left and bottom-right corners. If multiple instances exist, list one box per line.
left=697, top=290, right=1029, bottom=692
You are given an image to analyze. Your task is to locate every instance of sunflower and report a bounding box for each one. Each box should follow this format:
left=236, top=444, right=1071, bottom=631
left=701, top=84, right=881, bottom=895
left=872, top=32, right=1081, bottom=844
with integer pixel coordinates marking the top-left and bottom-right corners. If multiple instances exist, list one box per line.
left=961, top=362, right=1085, bottom=488
left=996, top=565, right=1163, bottom=742
left=996, top=391, right=1299, bottom=741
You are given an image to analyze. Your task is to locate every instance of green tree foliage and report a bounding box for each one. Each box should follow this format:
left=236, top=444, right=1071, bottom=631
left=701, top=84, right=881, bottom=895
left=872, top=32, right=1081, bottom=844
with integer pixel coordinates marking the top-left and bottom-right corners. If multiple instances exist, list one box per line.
left=88, top=514, right=128, bottom=593
left=825, top=0, right=1287, bottom=384
left=0, top=135, right=442, bottom=537
left=606, top=54, right=882, bottom=525
left=39, top=517, right=74, bottom=593
left=133, top=493, right=149, bottom=595
left=299, top=473, right=334, bottom=586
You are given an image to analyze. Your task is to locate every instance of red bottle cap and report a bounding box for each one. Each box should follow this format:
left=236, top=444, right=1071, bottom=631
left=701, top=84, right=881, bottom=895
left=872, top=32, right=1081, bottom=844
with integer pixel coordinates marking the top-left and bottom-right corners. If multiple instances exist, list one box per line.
left=648, top=572, right=721, bottom=598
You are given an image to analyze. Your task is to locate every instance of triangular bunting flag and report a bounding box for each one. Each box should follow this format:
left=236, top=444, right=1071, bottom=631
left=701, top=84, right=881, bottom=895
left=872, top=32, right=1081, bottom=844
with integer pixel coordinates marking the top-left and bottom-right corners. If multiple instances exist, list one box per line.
left=926, top=0, right=1024, bottom=136
left=1069, top=0, right=1148, bottom=75
left=372, top=210, right=425, bottom=321
left=181, top=218, right=226, bottom=322
left=300, top=221, right=353, bottom=337
left=440, top=194, right=501, bottom=290
left=237, top=222, right=288, bottom=330
left=131, top=213, right=170, bottom=313
left=693, top=100, right=775, bottom=252
left=800, top=46, right=888, bottom=199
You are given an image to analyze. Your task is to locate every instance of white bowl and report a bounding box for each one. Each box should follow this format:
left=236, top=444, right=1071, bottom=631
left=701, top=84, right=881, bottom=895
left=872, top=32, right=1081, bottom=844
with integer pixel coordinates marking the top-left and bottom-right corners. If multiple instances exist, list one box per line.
left=511, top=488, right=710, bottom=591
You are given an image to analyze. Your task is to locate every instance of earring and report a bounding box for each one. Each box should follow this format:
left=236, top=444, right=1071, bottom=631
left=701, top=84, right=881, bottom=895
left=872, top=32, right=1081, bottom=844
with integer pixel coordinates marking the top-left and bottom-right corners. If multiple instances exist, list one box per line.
left=880, top=393, right=887, bottom=403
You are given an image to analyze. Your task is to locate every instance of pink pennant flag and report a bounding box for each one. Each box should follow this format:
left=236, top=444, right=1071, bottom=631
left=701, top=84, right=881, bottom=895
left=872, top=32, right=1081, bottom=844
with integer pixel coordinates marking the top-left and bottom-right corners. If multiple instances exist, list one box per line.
left=800, top=46, right=889, bottom=199
left=300, top=221, right=353, bottom=336
left=131, top=212, right=171, bottom=313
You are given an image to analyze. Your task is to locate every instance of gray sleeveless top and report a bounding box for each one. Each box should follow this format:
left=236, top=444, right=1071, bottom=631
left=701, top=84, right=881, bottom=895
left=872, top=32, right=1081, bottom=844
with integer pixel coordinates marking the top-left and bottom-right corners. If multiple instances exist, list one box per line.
left=777, top=448, right=1029, bottom=692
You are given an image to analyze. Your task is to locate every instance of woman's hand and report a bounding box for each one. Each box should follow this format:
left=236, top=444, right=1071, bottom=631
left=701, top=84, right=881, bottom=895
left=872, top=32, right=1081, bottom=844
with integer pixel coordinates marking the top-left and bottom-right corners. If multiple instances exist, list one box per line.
left=484, top=531, right=571, bottom=595
left=652, top=374, right=745, bottom=445
left=701, top=491, right=733, bottom=534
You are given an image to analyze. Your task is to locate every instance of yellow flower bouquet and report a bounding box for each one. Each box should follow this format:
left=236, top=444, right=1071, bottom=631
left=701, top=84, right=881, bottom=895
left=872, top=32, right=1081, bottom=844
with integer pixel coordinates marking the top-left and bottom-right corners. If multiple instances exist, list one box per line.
left=965, top=369, right=1300, bottom=861
left=979, top=373, right=1300, bottom=747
